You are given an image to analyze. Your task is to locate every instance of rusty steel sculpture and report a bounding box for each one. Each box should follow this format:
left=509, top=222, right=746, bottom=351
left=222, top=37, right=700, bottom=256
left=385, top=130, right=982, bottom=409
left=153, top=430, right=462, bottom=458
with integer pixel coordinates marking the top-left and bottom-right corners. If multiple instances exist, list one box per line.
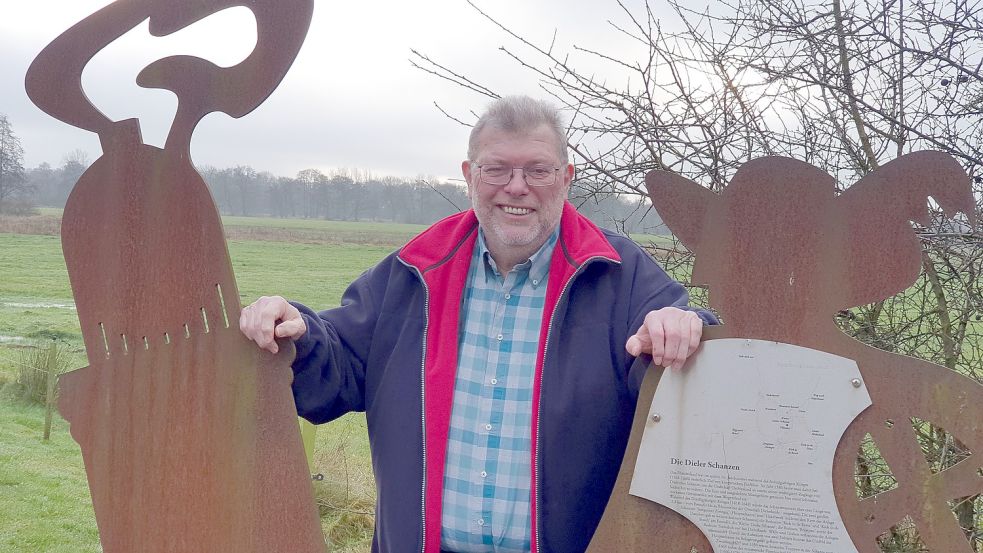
left=25, top=1, right=325, bottom=551
left=589, top=152, right=982, bottom=552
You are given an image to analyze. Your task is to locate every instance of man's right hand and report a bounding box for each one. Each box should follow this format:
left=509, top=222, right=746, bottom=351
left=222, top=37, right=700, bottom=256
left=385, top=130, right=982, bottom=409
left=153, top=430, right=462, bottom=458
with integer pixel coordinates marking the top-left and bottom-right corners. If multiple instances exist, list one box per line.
left=239, top=295, right=307, bottom=354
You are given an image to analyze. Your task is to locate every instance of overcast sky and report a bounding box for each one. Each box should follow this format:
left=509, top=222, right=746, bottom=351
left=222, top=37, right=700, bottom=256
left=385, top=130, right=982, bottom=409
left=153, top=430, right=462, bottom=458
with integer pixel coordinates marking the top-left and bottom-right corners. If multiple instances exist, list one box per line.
left=1, top=0, right=661, bottom=182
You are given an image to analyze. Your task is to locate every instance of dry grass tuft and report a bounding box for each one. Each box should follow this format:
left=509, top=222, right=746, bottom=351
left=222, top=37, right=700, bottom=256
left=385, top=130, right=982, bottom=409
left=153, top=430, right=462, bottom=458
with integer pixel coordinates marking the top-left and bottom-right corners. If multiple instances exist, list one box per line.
left=0, top=214, right=61, bottom=236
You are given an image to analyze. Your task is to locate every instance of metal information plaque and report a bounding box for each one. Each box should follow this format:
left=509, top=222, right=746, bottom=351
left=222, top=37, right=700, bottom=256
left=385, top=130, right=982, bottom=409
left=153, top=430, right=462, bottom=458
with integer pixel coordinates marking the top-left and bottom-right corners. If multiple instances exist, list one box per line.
left=630, top=339, right=871, bottom=553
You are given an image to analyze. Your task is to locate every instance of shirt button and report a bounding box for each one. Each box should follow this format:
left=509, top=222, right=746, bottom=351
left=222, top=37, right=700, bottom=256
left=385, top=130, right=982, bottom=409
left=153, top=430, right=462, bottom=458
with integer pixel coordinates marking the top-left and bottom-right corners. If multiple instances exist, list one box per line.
left=484, top=424, right=492, bottom=431
left=496, top=334, right=503, bottom=341
left=532, top=279, right=539, bottom=285
left=480, top=471, right=488, bottom=478
left=504, top=293, right=511, bottom=300
left=477, top=518, right=485, bottom=526
left=490, top=378, right=498, bottom=385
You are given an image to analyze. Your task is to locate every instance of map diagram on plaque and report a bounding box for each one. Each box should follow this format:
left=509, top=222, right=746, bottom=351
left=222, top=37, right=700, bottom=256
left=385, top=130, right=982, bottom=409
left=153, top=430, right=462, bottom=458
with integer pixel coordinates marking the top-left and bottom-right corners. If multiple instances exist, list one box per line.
left=733, top=364, right=843, bottom=472
left=630, top=339, right=872, bottom=553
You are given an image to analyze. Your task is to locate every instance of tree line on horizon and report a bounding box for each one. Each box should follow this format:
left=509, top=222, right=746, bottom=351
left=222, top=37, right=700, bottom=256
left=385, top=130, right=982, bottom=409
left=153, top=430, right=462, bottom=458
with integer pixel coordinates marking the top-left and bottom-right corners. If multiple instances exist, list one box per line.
left=0, top=115, right=664, bottom=234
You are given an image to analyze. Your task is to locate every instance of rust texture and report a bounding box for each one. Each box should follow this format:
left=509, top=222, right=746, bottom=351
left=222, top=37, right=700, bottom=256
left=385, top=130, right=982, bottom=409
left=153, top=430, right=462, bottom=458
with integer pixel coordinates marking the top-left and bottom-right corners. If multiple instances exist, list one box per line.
left=589, top=153, right=981, bottom=552
left=25, top=1, right=325, bottom=551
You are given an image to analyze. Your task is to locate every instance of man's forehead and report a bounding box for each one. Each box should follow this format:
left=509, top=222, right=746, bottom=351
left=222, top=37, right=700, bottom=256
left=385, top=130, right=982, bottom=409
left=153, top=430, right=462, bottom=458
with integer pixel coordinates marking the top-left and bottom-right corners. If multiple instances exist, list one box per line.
left=474, top=125, right=565, bottom=154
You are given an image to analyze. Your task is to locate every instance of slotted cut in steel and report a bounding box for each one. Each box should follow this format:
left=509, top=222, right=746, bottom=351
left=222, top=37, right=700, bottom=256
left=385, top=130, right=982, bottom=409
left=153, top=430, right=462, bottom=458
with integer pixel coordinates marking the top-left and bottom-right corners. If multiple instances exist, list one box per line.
left=589, top=153, right=981, bottom=552
left=25, top=1, right=324, bottom=551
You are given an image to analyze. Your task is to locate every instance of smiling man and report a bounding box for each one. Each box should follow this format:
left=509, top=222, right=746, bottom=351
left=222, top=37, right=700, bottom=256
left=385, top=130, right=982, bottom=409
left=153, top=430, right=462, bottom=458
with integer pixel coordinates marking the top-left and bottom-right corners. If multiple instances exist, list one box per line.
left=239, top=96, right=715, bottom=553
left=463, top=119, right=570, bottom=270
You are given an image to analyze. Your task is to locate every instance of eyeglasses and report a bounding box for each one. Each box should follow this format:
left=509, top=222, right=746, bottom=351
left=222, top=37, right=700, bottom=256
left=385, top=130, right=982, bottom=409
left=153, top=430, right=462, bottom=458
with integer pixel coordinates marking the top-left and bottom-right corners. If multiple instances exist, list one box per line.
left=476, top=163, right=561, bottom=187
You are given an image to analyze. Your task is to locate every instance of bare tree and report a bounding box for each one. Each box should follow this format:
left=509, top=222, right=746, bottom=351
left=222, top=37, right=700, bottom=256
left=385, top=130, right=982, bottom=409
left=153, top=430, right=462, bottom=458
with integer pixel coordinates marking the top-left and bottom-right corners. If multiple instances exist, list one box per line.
left=0, top=114, right=32, bottom=214
left=61, top=148, right=90, bottom=168
left=413, top=0, right=983, bottom=549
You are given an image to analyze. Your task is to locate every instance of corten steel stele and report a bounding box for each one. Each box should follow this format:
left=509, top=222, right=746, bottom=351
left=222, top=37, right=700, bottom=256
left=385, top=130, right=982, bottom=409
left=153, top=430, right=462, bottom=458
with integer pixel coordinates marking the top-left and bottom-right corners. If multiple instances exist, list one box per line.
left=24, top=1, right=325, bottom=551
left=588, top=153, right=982, bottom=552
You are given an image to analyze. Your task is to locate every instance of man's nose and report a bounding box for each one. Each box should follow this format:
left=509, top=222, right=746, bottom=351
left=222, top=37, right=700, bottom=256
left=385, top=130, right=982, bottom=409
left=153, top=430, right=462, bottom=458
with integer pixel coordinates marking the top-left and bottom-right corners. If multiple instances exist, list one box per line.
left=502, top=168, right=531, bottom=194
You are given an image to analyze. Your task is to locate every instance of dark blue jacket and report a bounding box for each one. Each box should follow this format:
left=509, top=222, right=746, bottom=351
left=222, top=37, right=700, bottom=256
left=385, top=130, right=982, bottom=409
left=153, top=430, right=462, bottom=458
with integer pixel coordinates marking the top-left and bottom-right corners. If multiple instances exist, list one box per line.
left=290, top=202, right=714, bottom=552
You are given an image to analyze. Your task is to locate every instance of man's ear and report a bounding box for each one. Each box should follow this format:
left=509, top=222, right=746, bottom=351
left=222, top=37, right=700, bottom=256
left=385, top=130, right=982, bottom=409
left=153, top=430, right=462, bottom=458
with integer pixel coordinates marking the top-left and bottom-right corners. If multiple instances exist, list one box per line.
left=561, top=162, right=575, bottom=197
left=645, top=170, right=715, bottom=252
left=462, top=160, right=474, bottom=198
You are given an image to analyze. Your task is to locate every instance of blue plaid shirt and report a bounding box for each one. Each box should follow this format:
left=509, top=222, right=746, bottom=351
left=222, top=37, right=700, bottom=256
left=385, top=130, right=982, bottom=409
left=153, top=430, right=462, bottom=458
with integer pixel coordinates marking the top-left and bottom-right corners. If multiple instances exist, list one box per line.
left=440, top=227, right=559, bottom=553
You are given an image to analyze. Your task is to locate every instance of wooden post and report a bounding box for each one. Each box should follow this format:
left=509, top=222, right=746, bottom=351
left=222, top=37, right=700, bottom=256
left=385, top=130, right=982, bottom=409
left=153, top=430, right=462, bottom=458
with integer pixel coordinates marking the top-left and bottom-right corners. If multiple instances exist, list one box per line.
left=43, top=341, right=57, bottom=441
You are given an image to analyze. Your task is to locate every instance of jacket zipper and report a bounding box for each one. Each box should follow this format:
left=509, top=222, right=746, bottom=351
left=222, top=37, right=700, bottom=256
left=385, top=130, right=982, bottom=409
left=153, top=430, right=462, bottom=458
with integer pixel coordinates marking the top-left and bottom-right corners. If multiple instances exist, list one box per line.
left=419, top=273, right=431, bottom=553
left=401, top=260, right=431, bottom=553
left=534, top=255, right=619, bottom=553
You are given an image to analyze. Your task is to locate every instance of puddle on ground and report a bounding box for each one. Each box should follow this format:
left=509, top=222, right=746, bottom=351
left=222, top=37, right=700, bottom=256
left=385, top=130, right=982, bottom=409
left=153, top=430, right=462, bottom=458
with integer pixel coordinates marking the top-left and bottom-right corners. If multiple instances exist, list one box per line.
left=1, top=301, right=76, bottom=310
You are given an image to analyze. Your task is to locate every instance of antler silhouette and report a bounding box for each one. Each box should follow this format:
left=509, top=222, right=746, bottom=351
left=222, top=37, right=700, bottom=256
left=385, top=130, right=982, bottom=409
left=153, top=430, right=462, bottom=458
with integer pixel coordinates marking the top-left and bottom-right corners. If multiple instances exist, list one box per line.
left=27, top=0, right=313, bottom=154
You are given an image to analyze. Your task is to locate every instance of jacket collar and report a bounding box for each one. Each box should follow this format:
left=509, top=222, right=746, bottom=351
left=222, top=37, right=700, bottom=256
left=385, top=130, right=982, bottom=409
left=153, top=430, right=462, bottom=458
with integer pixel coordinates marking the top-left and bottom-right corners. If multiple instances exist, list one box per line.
left=398, top=201, right=620, bottom=272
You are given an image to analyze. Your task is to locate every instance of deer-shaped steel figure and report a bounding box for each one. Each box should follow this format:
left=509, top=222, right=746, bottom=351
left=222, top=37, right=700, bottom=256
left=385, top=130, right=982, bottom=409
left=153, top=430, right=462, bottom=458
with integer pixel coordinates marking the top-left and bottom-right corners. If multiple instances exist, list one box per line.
left=589, top=153, right=981, bottom=552
left=25, top=1, right=324, bottom=551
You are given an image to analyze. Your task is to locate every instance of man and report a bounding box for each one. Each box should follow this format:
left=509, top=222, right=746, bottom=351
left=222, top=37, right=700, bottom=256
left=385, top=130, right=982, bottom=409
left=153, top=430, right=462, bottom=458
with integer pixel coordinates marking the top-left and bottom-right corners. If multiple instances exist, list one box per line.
left=239, top=96, right=715, bottom=552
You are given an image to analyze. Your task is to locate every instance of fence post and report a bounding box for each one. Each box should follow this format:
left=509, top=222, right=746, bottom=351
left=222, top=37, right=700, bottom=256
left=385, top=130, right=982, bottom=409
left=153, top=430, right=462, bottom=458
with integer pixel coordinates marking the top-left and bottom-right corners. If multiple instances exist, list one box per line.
left=43, top=341, right=57, bottom=441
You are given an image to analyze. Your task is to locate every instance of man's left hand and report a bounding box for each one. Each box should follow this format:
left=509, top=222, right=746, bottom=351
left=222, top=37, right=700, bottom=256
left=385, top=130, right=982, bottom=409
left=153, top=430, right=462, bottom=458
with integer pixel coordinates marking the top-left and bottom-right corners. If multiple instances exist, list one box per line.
left=625, top=307, right=703, bottom=370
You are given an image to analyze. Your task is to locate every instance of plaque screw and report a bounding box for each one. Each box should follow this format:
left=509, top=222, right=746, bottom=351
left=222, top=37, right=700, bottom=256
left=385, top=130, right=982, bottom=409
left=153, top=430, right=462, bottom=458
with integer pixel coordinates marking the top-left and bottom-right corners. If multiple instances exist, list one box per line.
left=651, top=413, right=662, bottom=423
left=851, top=378, right=862, bottom=388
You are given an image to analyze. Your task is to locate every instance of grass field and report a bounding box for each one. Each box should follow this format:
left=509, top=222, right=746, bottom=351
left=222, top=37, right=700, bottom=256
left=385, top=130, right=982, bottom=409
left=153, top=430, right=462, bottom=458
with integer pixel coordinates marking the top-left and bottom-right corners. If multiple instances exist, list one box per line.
left=0, top=213, right=402, bottom=552
left=0, top=391, right=100, bottom=553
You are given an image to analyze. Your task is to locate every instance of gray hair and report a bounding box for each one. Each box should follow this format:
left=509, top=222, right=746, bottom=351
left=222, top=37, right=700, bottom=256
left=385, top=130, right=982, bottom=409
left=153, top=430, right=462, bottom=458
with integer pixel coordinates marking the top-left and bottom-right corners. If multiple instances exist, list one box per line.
left=467, top=96, right=568, bottom=164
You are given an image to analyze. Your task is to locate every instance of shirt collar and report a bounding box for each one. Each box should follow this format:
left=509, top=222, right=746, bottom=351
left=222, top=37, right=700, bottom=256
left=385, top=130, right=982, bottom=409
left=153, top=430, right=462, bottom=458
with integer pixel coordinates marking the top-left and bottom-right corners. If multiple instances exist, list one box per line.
left=476, top=225, right=560, bottom=288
